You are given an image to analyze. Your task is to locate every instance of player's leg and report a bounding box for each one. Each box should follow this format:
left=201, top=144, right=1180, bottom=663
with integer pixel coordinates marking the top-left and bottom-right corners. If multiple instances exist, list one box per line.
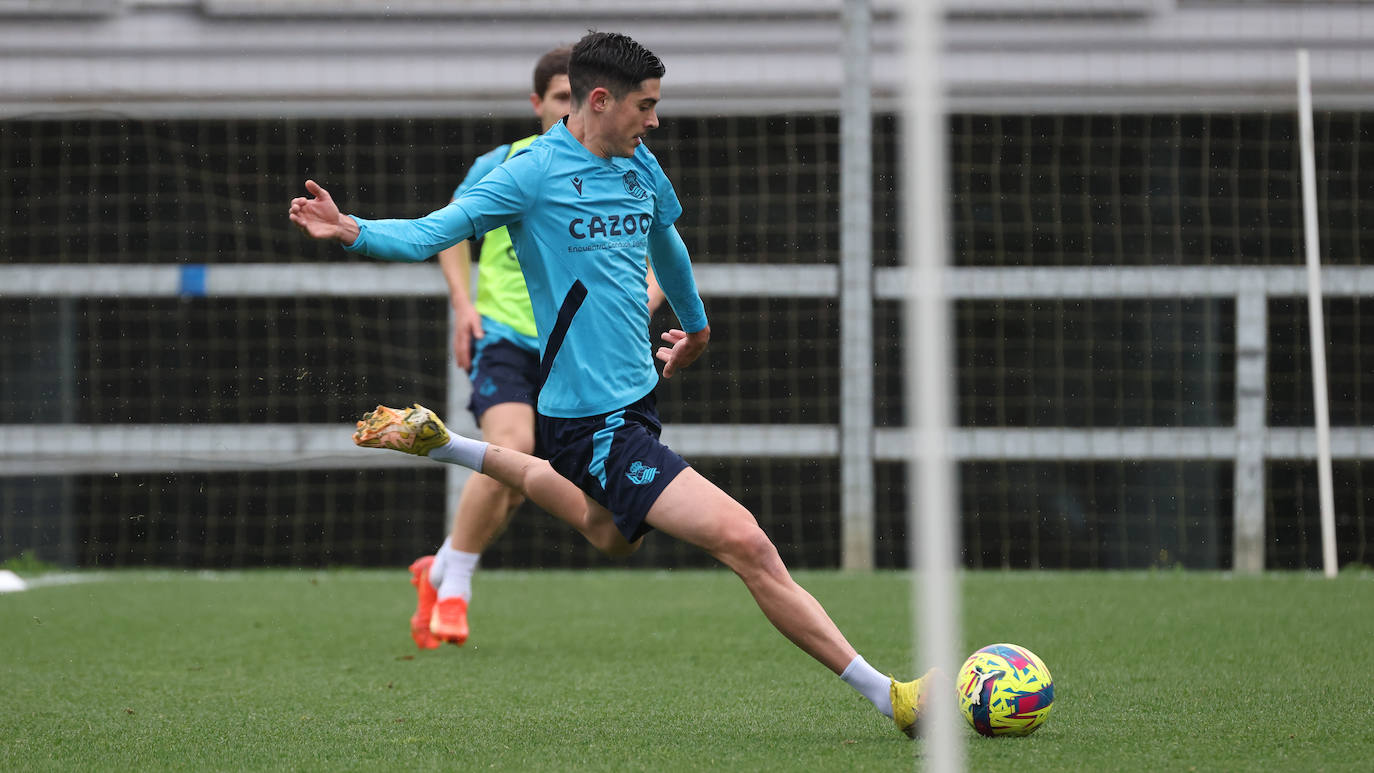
left=518, top=390, right=933, bottom=735
left=449, top=337, right=542, bottom=559
left=426, top=400, right=535, bottom=646
left=643, top=467, right=856, bottom=672
left=450, top=401, right=535, bottom=552
left=642, top=467, right=933, bottom=736
left=414, top=335, right=541, bottom=647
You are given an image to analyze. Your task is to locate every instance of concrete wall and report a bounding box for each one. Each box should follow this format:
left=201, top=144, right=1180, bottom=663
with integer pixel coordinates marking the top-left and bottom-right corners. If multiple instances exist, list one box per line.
left=1, top=0, right=1372, bottom=117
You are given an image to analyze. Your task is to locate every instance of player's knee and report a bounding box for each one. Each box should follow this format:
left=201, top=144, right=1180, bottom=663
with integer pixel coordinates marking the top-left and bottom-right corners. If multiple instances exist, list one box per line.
left=716, top=520, right=781, bottom=574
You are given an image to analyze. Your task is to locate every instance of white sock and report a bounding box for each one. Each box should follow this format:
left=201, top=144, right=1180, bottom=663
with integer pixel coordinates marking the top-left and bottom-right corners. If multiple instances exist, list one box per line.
left=428, top=538, right=449, bottom=586
left=432, top=538, right=480, bottom=601
left=840, top=655, right=894, bottom=718
left=428, top=436, right=489, bottom=471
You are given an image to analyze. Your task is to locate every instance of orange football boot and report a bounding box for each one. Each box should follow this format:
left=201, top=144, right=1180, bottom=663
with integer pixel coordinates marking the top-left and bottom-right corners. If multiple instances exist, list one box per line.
left=408, top=556, right=440, bottom=650
left=430, top=596, right=470, bottom=646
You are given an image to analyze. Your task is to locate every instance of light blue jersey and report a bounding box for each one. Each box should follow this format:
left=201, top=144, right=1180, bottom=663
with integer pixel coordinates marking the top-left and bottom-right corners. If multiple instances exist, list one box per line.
left=346, top=120, right=707, bottom=419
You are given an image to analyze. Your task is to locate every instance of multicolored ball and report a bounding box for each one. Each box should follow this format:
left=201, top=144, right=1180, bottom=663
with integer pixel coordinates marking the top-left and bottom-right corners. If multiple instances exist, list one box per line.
left=956, top=643, right=1054, bottom=737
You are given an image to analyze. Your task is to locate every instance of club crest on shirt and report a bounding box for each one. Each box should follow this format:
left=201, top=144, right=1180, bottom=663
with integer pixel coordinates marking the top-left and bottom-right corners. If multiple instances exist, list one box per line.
left=626, top=460, right=658, bottom=485
left=623, top=170, right=648, bottom=200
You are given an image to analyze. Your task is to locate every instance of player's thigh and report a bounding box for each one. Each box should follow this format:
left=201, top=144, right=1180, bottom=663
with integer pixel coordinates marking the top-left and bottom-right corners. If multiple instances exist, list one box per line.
left=478, top=401, right=536, bottom=453
left=643, top=467, right=757, bottom=553
left=582, top=494, right=639, bottom=555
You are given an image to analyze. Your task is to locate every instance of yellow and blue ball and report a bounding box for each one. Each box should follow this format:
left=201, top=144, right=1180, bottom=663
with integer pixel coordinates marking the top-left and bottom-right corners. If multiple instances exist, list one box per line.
left=956, top=643, right=1054, bottom=737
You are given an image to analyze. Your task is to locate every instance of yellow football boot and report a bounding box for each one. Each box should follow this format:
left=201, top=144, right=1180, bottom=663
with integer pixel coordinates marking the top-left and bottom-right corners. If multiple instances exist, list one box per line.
left=891, top=668, right=938, bottom=738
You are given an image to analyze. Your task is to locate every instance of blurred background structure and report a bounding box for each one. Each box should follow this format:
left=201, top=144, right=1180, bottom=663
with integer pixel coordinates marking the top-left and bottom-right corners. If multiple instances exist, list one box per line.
left=1, top=0, right=1372, bottom=572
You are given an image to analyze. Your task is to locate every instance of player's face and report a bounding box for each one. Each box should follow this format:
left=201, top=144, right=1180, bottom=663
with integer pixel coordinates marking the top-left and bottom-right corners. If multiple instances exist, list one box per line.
left=532, top=74, right=572, bottom=133
left=605, top=78, right=661, bottom=157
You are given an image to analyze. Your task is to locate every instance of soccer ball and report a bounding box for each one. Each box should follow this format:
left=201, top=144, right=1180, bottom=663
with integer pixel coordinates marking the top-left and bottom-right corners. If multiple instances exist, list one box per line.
left=956, top=643, right=1054, bottom=737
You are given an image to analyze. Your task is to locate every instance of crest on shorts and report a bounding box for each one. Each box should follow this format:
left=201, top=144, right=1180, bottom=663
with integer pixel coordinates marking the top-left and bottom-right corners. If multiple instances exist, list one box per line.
left=623, top=170, right=648, bottom=200
left=626, top=460, right=658, bottom=485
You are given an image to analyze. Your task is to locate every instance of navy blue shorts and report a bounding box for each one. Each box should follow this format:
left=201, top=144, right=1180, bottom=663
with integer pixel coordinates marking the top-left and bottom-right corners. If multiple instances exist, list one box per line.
left=466, top=336, right=540, bottom=423
left=537, top=391, right=689, bottom=542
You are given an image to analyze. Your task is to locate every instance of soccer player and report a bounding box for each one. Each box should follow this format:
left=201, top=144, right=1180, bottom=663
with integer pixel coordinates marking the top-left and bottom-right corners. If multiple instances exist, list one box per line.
left=414, top=45, right=663, bottom=652
left=289, top=31, right=932, bottom=738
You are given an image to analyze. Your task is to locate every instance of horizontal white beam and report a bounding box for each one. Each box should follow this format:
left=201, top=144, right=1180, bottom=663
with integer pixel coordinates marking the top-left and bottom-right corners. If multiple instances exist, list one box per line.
left=10, top=264, right=1374, bottom=300
left=890, top=266, right=1374, bottom=300
left=905, top=427, right=1374, bottom=461
left=0, top=263, right=841, bottom=299
left=6, top=424, right=1374, bottom=475
left=0, top=423, right=839, bottom=475
left=0, top=424, right=415, bottom=475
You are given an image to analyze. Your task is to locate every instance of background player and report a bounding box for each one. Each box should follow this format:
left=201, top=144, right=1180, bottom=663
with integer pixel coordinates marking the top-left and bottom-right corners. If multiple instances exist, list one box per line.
left=291, top=30, right=931, bottom=738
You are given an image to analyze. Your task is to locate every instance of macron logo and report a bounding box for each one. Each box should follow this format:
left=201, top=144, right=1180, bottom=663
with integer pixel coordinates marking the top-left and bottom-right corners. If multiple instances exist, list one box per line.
left=572, top=177, right=583, bottom=195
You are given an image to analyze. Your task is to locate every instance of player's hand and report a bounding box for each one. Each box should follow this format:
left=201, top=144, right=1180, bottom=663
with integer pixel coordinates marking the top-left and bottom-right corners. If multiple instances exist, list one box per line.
left=289, top=180, right=356, bottom=242
left=656, top=326, right=709, bottom=379
left=451, top=302, right=484, bottom=371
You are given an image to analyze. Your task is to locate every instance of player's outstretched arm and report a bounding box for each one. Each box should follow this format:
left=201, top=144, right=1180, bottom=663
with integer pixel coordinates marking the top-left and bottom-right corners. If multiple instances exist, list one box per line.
left=289, top=180, right=360, bottom=244
left=293, top=180, right=495, bottom=263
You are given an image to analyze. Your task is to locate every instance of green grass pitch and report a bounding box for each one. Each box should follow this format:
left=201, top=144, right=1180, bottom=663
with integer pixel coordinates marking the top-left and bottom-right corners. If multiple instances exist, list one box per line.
left=3, top=569, right=1371, bottom=771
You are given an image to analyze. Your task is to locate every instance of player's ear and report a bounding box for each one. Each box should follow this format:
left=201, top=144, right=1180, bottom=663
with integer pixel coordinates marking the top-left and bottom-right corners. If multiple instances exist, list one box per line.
left=529, top=92, right=542, bottom=115
left=589, top=86, right=612, bottom=112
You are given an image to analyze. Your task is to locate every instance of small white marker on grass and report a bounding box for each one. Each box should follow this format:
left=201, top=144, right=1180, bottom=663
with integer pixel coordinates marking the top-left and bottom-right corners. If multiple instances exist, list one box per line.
left=0, top=569, right=28, bottom=593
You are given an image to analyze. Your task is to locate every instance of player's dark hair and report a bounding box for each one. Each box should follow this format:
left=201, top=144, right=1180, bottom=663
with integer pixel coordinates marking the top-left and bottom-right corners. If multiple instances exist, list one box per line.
left=568, top=31, right=665, bottom=105
left=532, top=45, right=572, bottom=99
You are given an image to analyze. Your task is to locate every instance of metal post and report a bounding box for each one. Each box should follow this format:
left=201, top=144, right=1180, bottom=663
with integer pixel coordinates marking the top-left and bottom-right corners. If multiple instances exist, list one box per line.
left=840, top=0, right=876, bottom=570
left=1233, top=289, right=1266, bottom=573
left=1296, top=49, right=1339, bottom=577
left=446, top=303, right=474, bottom=545
left=904, top=0, right=964, bottom=769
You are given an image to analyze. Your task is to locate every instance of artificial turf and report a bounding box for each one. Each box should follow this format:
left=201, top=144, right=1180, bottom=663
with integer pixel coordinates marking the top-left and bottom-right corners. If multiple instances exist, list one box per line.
left=2, top=568, right=1370, bottom=771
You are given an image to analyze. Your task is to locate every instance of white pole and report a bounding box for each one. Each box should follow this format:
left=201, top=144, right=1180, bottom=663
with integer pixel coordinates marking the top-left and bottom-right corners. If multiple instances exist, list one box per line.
left=1296, top=48, right=1339, bottom=579
left=904, top=0, right=963, bottom=770
left=446, top=290, right=476, bottom=536
left=1232, top=291, right=1267, bottom=573
left=840, top=0, right=876, bottom=571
